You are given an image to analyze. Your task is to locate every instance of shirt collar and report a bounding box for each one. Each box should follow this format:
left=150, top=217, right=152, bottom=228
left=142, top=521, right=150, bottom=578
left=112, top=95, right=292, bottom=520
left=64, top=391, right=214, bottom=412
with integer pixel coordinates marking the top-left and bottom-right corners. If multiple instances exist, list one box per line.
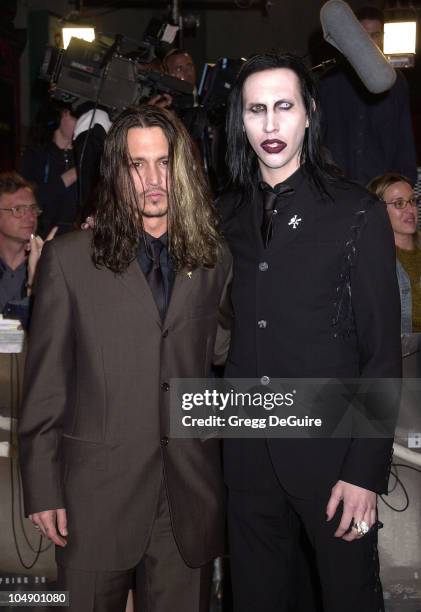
left=142, top=232, right=168, bottom=247
left=0, top=255, right=27, bottom=274
left=258, top=164, right=306, bottom=194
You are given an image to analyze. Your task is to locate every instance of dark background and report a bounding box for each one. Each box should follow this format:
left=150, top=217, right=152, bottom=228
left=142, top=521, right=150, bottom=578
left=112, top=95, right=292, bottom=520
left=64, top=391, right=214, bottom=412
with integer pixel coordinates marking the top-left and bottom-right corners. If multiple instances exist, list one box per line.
left=1, top=0, right=421, bottom=165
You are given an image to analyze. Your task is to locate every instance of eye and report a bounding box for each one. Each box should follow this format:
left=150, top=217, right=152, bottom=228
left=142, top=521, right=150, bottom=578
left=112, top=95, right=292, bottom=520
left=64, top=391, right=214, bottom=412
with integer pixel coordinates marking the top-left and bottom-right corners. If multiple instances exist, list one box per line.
left=391, top=199, right=405, bottom=209
left=131, top=161, right=142, bottom=169
left=249, top=104, right=265, bottom=113
left=277, top=101, right=293, bottom=110
left=160, top=159, right=169, bottom=167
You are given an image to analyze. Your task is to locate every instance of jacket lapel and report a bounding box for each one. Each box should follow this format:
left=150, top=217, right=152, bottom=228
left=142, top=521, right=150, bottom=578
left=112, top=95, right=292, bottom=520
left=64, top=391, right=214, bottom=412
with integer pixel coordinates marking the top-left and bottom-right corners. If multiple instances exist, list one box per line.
left=164, top=267, right=197, bottom=327
left=117, top=257, right=199, bottom=327
left=117, top=259, right=162, bottom=325
left=227, top=190, right=263, bottom=253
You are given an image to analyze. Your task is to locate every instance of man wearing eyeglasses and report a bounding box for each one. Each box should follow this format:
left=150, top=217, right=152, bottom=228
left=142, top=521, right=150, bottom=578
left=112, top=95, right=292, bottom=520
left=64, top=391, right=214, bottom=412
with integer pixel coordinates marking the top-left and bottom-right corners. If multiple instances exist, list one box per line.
left=0, top=172, right=56, bottom=325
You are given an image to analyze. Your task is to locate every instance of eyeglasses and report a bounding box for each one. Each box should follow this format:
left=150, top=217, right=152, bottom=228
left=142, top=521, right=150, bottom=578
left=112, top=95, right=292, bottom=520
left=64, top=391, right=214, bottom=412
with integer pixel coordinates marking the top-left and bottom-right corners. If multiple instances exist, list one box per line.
left=384, top=196, right=421, bottom=210
left=0, top=204, right=42, bottom=218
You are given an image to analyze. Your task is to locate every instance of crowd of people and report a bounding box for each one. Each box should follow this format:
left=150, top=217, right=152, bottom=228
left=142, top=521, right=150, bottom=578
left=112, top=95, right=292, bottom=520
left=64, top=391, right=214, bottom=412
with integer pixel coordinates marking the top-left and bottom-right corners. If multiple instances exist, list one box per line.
left=0, top=6, right=420, bottom=612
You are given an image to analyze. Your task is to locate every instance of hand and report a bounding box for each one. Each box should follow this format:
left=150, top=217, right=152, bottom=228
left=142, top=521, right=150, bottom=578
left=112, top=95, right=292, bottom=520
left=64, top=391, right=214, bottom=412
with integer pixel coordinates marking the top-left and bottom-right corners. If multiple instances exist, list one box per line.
left=61, top=167, right=77, bottom=188
left=26, top=227, right=58, bottom=288
left=326, top=479, right=377, bottom=542
left=148, top=93, right=173, bottom=108
left=29, top=508, right=68, bottom=546
left=81, top=216, right=95, bottom=230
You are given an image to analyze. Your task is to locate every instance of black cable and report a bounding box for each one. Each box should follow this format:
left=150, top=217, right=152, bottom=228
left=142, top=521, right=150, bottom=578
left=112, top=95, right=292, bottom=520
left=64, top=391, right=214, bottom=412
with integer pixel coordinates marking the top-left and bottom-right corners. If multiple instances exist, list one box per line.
left=12, top=354, right=51, bottom=554
left=17, top=462, right=52, bottom=554
left=380, top=467, right=409, bottom=512
left=379, top=461, right=421, bottom=513
left=387, top=466, right=399, bottom=494
left=392, top=462, right=421, bottom=475
left=12, top=355, right=51, bottom=553
left=9, top=355, right=50, bottom=569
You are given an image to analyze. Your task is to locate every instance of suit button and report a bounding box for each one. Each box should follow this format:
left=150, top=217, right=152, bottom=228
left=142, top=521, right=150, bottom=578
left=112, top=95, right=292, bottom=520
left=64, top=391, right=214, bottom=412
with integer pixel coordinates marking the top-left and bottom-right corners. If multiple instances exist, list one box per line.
left=261, top=375, right=270, bottom=385
left=162, top=330, right=168, bottom=338
left=258, top=320, right=267, bottom=329
left=161, top=436, right=169, bottom=446
left=259, top=262, right=269, bottom=272
left=161, top=382, right=170, bottom=391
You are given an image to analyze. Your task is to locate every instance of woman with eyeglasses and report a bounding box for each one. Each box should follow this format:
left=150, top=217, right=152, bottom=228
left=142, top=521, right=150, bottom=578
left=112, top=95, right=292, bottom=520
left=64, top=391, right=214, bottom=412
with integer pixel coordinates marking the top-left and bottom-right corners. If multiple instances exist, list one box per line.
left=368, top=172, right=421, bottom=333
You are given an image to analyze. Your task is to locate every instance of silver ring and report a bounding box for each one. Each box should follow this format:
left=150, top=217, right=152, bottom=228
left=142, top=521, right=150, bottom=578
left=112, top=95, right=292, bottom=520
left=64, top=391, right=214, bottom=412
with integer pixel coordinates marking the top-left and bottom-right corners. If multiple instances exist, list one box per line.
left=353, top=520, right=369, bottom=537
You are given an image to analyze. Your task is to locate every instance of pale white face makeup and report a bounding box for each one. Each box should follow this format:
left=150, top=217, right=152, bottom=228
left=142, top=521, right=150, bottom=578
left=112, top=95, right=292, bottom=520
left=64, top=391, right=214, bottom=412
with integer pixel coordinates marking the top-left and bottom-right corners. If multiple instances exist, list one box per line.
left=242, top=68, right=309, bottom=186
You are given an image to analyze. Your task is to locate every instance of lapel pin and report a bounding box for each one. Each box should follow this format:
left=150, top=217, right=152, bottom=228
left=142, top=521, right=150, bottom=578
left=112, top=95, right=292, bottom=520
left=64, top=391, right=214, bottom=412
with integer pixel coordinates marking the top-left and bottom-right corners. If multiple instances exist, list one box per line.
left=187, top=271, right=193, bottom=279
left=288, top=215, right=302, bottom=229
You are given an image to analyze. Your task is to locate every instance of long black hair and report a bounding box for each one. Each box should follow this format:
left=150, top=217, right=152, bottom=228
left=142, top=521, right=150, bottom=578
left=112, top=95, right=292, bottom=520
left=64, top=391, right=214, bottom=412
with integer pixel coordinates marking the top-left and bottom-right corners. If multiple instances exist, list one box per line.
left=92, top=105, right=221, bottom=273
left=226, top=52, right=341, bottom=196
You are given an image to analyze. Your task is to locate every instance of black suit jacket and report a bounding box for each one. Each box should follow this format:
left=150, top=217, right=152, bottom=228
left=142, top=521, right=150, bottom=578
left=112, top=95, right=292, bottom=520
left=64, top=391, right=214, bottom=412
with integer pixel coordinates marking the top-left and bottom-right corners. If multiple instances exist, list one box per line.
left=218, top=167, right=402, bottom=499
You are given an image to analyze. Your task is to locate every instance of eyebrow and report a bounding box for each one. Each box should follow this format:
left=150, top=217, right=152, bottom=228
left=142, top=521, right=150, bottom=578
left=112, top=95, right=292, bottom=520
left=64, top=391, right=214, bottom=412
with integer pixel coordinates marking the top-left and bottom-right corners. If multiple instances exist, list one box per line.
left=245, top=98, right=294, bottom=106
left=130, top=156, right=168, bottom=161
left=7, top=201, right=38, bottom=207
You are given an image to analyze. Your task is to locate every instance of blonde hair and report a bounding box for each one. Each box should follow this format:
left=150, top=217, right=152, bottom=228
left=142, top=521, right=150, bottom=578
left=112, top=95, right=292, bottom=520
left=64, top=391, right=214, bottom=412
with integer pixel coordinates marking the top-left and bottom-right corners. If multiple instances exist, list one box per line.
left=368, top=172, right=421, bottom=248
left=93, top=105, right=221, bottom=273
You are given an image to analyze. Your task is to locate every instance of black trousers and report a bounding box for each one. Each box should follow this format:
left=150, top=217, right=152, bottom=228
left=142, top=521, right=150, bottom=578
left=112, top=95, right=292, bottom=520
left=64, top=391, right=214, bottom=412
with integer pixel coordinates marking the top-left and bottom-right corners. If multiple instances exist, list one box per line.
left=227, top=440, right=384, bottom=612
left=55, top=484, right=212, bottom=612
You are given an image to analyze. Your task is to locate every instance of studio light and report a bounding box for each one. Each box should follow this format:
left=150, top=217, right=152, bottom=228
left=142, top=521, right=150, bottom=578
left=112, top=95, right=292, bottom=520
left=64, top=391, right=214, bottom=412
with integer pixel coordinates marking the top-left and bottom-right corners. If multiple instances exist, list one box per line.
left=384, top=8, right=417, bottom=68
left=62, top=27, right=95, bottom=50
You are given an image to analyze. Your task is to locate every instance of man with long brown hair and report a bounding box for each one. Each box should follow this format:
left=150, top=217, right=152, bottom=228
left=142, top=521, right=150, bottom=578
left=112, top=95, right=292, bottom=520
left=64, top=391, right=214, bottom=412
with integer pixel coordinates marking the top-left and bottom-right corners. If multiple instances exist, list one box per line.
left=18, top=105, right=232, bottom=611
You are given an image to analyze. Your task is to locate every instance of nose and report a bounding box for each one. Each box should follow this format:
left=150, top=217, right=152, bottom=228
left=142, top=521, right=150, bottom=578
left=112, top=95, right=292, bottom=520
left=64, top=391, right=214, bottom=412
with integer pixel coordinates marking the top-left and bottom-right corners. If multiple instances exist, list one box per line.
left=145, top=164, right=160, bottom=187
left=264, top=110, right=277, bottom=133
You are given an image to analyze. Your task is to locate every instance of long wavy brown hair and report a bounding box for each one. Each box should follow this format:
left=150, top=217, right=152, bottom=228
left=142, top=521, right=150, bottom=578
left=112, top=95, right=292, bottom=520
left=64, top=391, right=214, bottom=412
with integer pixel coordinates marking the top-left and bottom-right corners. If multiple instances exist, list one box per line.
left=92, top=105, right=221, bottom=273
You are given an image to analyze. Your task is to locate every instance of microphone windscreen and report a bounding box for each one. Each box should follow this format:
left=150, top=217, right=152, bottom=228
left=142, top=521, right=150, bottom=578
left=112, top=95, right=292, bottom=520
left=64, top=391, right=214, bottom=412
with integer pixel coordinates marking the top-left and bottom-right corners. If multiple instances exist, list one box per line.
left=320, top=0, right=396, bottom=94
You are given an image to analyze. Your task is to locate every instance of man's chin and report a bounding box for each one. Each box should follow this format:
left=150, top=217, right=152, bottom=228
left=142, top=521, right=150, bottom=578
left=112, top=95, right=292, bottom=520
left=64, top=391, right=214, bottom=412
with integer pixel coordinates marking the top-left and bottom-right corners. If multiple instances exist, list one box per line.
left=141, top=209, right=168, bottom=219
left=19, top=233, right=33, bottom=243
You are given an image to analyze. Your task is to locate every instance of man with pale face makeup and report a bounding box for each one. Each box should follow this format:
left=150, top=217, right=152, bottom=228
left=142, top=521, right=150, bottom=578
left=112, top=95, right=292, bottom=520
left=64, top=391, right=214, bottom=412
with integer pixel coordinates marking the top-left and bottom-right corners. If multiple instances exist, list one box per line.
left=219, top=52, right=402, bottom=611
left=18, top=105, right=232, bottom=612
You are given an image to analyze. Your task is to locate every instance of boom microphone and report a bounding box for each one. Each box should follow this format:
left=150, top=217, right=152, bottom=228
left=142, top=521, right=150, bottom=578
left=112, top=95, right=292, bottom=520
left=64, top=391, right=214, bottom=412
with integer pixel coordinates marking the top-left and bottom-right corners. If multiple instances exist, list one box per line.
left=320, top=0, right=396, bottom=94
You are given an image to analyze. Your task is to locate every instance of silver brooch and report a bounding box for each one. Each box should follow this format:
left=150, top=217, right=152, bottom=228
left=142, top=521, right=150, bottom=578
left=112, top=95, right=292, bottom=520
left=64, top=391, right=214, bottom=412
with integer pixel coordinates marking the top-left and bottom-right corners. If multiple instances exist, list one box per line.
left=288, top=215, right=302, bottom=229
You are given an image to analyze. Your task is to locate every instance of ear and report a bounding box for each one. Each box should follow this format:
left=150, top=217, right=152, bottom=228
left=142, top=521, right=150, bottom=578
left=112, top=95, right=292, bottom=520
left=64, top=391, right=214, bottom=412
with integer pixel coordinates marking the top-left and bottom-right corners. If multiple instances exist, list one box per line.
left=306, top=98, right=316, bottom=129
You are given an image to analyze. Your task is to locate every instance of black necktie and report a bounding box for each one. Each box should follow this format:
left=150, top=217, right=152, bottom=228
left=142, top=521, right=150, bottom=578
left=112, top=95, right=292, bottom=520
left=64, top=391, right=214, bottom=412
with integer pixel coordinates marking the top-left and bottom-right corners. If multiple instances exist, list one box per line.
left=261, top=184, right=295, bottom=248
left=146, top=239, right=165, bottom=319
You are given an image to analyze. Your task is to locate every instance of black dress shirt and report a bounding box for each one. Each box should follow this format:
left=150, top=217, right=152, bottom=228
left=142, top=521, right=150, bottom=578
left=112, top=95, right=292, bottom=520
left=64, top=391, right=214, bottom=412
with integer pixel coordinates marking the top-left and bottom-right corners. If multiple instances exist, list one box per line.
left=137, top=232, right=175, bottom=316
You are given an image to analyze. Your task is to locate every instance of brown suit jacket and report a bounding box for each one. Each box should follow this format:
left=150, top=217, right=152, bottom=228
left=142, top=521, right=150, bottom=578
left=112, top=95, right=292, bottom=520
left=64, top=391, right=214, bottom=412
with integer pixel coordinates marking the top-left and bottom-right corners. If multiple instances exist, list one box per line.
left=18, top=230, right=232, bottom=571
